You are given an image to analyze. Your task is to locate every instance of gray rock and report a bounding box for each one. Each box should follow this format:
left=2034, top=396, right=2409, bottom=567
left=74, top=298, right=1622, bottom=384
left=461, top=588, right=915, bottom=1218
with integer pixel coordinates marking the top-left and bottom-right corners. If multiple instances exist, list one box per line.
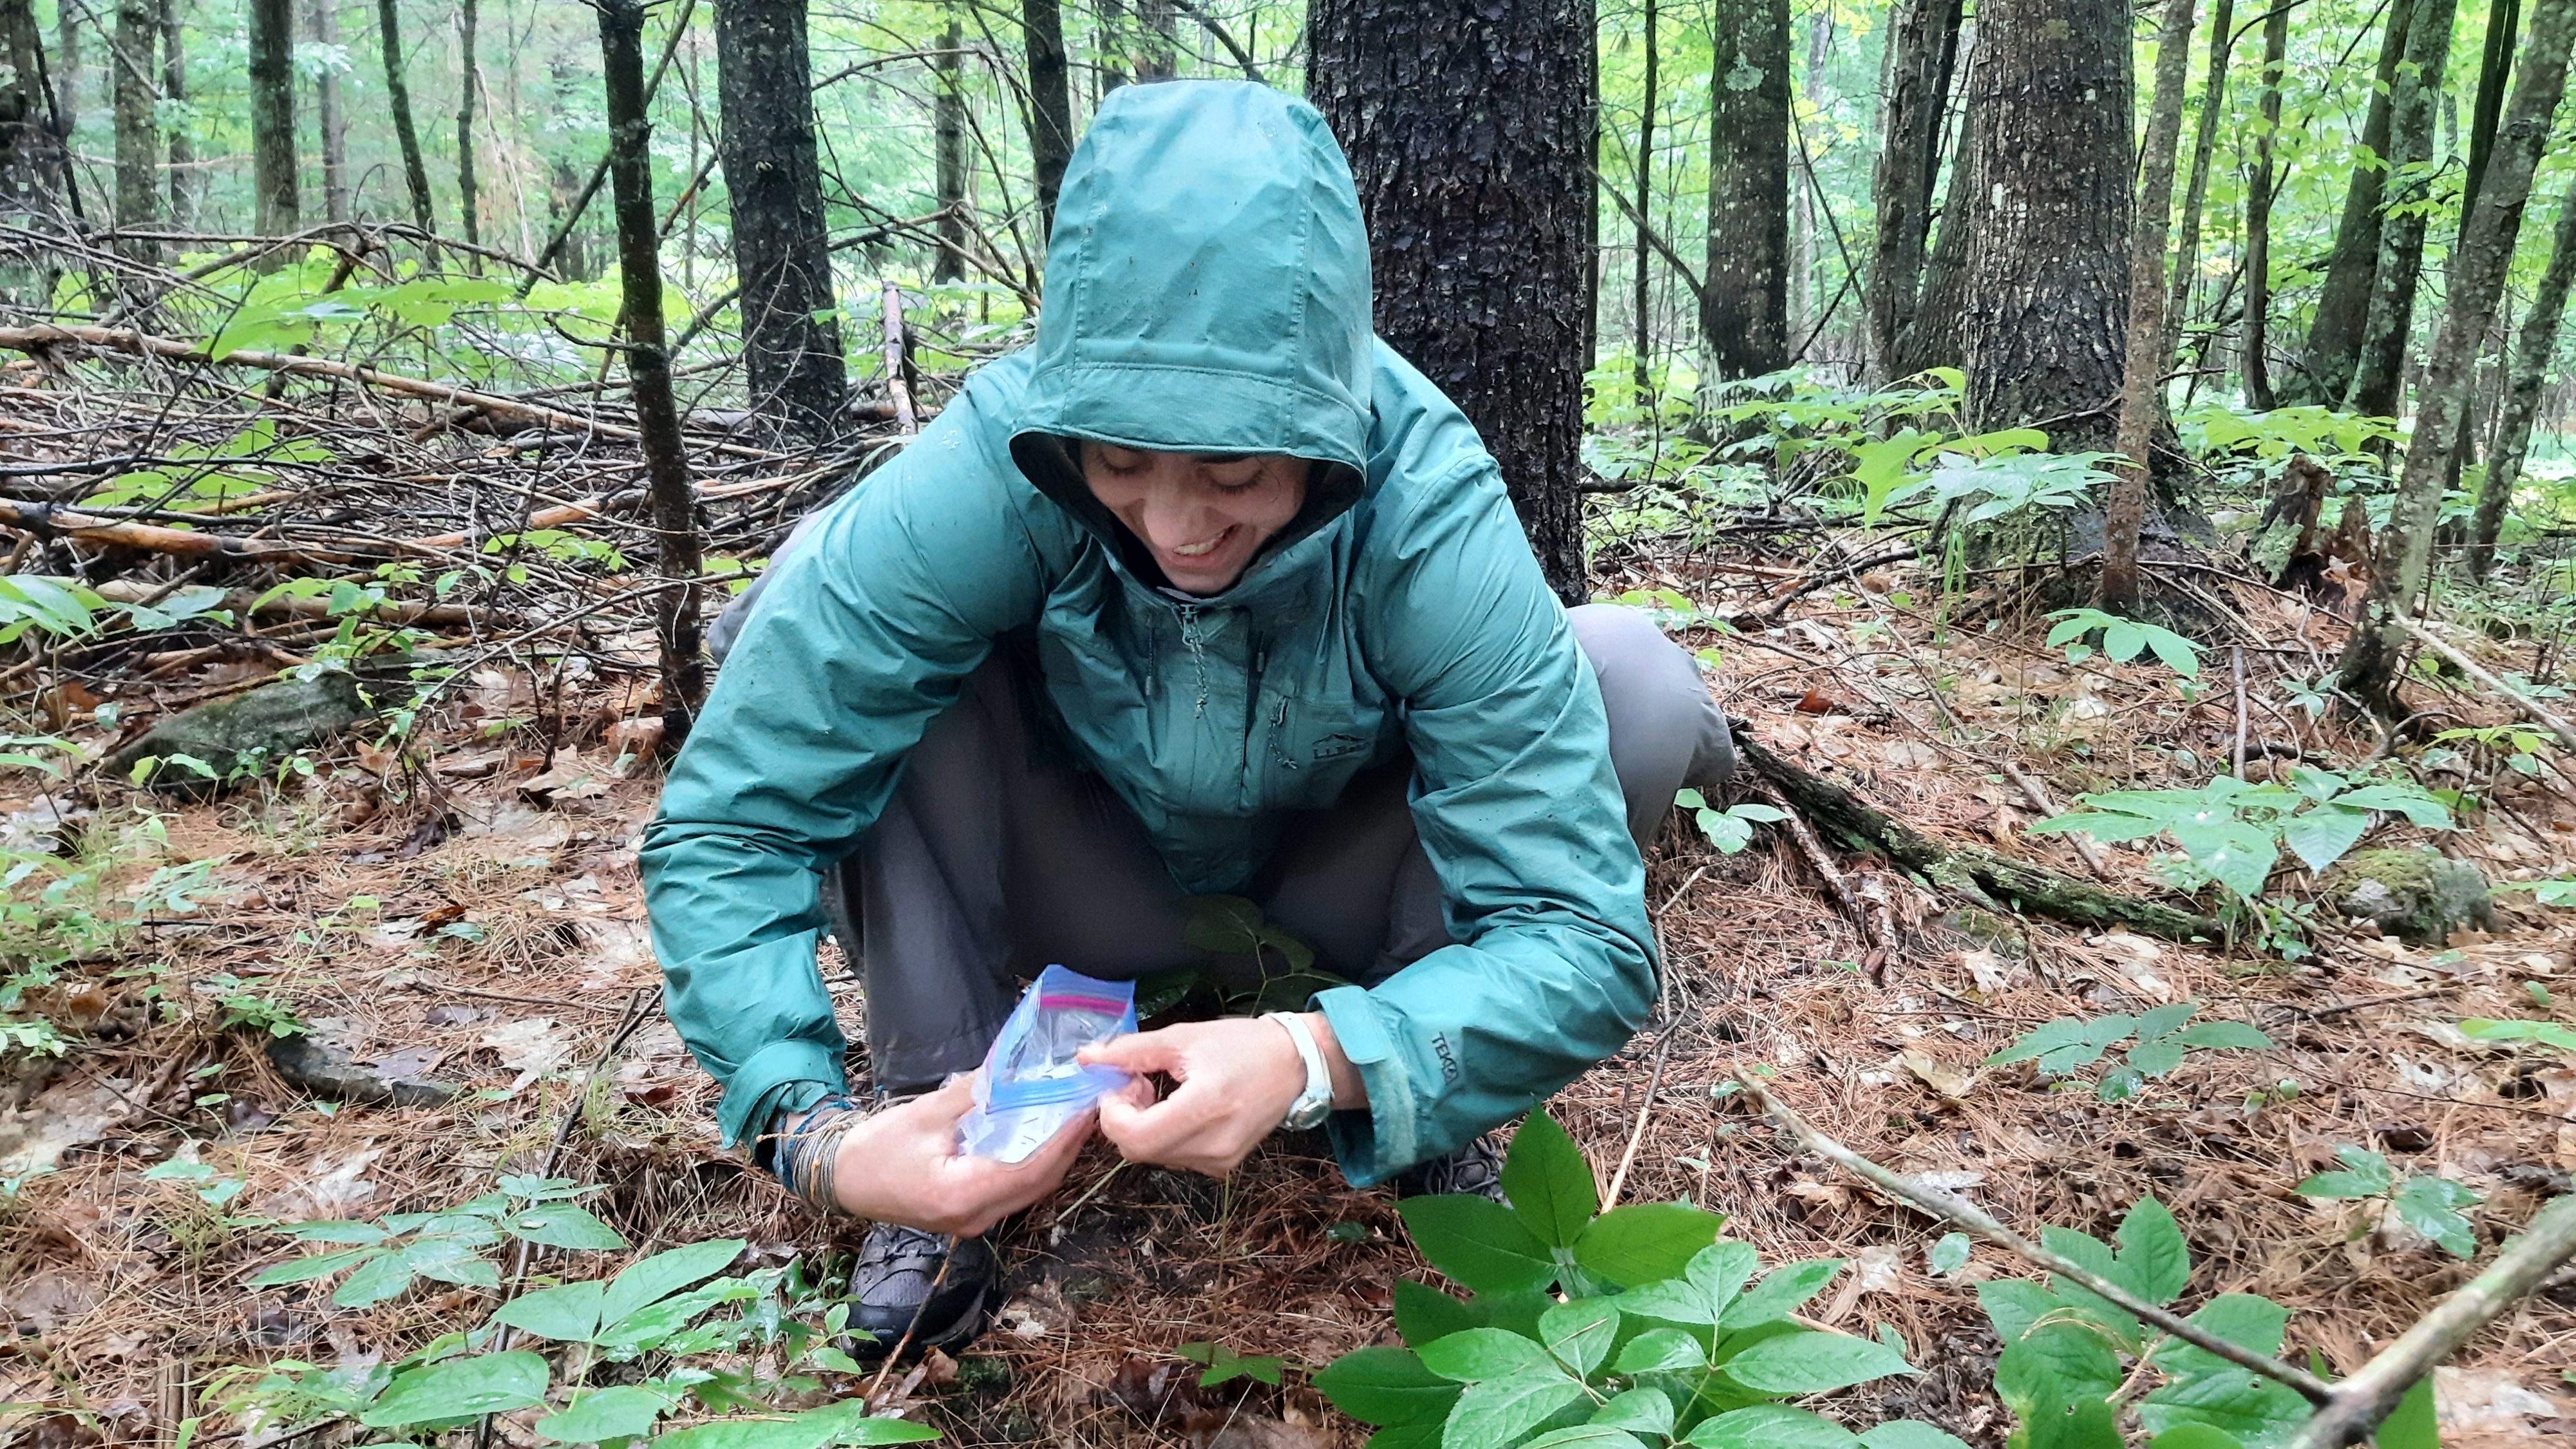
left=2323, top=847, right=2494, bottom=945
left=263, top=1035, right=459, bottom=1108
left=105, top=672, right=371, bottom=797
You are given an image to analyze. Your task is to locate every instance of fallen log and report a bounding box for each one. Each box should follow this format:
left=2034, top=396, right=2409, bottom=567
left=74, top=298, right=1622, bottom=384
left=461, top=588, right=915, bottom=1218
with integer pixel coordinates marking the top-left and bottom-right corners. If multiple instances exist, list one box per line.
left=0, top=498, right=387, bottom=565
left=90, top=578, right=491, bottom=628
left=1736, top=728, right=2224, bottom=943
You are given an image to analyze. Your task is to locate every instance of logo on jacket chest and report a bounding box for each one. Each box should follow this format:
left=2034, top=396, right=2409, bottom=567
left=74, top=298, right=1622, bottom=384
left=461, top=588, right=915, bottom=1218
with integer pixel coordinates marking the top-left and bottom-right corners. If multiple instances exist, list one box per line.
left=1310, top=733, right=1368, bottom=762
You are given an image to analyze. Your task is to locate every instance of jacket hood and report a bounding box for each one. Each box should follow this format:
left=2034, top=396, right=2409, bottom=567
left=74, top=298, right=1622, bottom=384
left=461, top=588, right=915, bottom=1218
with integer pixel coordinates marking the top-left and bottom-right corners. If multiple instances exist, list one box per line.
left=1009, top=81, right=1375, bottom=590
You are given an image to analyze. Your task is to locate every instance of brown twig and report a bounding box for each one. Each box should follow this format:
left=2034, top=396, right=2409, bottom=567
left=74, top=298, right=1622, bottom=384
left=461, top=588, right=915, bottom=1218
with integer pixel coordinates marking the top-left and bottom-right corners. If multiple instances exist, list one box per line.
left=1602, top=1027, right=1679, bottom=1211
left=880, top=281, right=919, bottom=437
left=2390, top=614, right=2576, bottom=753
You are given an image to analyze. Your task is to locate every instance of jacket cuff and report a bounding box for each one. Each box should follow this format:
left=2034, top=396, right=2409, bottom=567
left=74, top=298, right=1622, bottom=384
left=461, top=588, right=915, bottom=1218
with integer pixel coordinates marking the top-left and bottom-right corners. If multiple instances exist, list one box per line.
left=717, top=1039, right=848, bottom=1152
left=1315, top=985, right=1418, bottom=1188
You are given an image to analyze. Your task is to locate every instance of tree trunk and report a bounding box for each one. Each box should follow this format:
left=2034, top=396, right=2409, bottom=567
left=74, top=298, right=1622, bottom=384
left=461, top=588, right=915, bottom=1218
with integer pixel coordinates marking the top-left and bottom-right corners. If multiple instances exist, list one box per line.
left=1959, top=0, right=2132, bottom=453
left=2157, top=0, right=2233, bottom=377
left=1898, top=23, right=1980, bottom=377
left=111, top=0, right=155, bottom=239
left=2345, top=0, right=2461, bottom=419
left=455, top=0, right=480, bottom=249
left=2242, top=0, right=2287, bottom=408
left=311, top=0, right=346, bottom=225
left=1631, top=0, right=1656, bottom=399
left=1700, top=0, right=1789, bottom=383
left=0, top=0, right=66, bottom=217
left=1867, top=0, right=1961, bottom=380
left=1137, top=0, right=1174, bottom=79
left=2469, top=169, right=2576, bottom=574
left=2461, top=0, right=2521, bottom=231
left=2101, top=0, right=2198, bottom=613
left=378, top=0, right=437, bottom=236
left=714, top=0, right=847, bottom=440
left=2289, top=0, right=2414, bottom=406
left=1307, top=0, right=1596, bottom=605
left=1097, top=0, right=1127, bottom=91
left=1022, top=0, right=1072, bottom=240
left=2340, top=0, right=2573, bottom=719
left=596, top=0, right=705, bottom=740
left=51, top=0, right=72, bottom=140
left=246, top=0, right=298, bottom=238
left=934, top=11, right=965, bottom=279
left=1787, top=12, right=1828, bottom=345
left=156, top=0, right=187, bottom=227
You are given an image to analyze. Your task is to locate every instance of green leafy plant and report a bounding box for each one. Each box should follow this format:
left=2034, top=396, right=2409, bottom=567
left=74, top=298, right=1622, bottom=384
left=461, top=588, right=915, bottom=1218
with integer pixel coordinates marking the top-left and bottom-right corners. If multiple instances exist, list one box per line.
left=1672, top=791, right=1785, bottom=855
left=2027, top=768, right=2450, bottom=905
left=1164, top=895, right=1351, bottom=1014
left=250, top=1175, right=627, bottom=1307
left=203, top=972, right=312, bottom=1039
left=2458, top=1017, right=2576, bottom=1052
left=2293, top=1146, right=2483, bottom=1258
left=1178, top=1341, right=1287, bottom=1387
left=2044, top=609, right=2201, bottom=677
left=1973, top=1195, right=2352, bottom=1449
left=1984, top=1003, right=2273, bottom=1101
left=1314, top=1108, right=1964, bottom=1449
left=2429, top=723, right=2553, bottom=779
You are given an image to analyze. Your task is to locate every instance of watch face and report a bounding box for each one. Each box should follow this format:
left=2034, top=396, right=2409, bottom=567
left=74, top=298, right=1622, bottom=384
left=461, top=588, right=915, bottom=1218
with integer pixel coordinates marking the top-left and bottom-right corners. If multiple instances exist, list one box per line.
left=1286, top=1095, right=1332, bottom=1130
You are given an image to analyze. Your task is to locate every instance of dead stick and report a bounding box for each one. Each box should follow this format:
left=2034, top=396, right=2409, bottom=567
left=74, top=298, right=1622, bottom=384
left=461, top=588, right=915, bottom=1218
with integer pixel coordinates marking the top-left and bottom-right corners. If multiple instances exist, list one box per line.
left=2390, top=614, right=2576, bottom=753
left=2232, top=645, right=2251, bottom=779
left=1736, top=1073, right=2335, bottom=1405
left=880, top=281, right=918, bottom=437
left=2286, top=1193, right=2576, bottom=1448
left=1998, top=757, right=2110, bottom=880
left=1763, top=786, right=1877, bottom=947
left=1602, top=1028, right=1678, bottom=1210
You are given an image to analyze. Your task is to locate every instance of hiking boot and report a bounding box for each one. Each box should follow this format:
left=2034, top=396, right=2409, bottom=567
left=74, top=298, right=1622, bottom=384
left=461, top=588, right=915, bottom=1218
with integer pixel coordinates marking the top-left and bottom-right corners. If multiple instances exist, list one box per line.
left=846, top=1222, right=999, bottom=1358
left=1391, top=1133, right=1508, bottom=1203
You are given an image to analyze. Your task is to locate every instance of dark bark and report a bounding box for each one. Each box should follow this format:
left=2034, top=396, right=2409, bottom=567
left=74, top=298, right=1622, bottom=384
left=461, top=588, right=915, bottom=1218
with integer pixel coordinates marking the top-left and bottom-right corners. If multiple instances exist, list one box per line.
left=2289, top=0, right=2414, bottom=406
left=111, top=0, right=155, bottom=238
left=247, top=0, right=298, bottom=237
left=714, top=0, right=848, bottom=440
left=1, top=0, right=66, bottom=217
left=1897, top=22, right=1980, bottom=377
left=1097, top=0, right=1127, bottom=91
left=377, top=0, right=435, bottom=235
left=1022, top=0, right=1072, bottom=240
left=2461, top=0, right=2521, bottom=231
left=1700, top=0, right=1789, bottom=381
left=1631, top=0, right=1656, bottom=397
left=2345, top=0, right=2461, bottom=418
left=158, top=0, right=187, bottom=227
left=2242, top=0, right=2287, bottom=408
left=2340, top=0, right=2573, bottom=719
left=456, top=0, right=480, bottom=249
left=1307, top=0, right=1596, bottom=605
left=934, top=13, right=965, bottom=279
left=1136, top=0, right=1174, bottom=78
left=50, top=0, right=71, bottom=137
left=596, top=0, right=705, bottom=740
left=2158, top=0, right=2234, bottom=377
left=2469, top=169, right=2576, bottom=573
left=1867, top=0, right=1961, bottom=379
left=311, top=0, right=346, bottom=225
left=1959, top=0, right=2132, bottom=453
left=2103, top=0, right=2199, bottom=613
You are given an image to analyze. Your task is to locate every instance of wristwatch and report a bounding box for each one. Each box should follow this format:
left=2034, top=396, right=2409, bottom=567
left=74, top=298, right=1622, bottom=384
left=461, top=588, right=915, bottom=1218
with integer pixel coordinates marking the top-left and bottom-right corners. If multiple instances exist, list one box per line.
left=1264, top=1011, right=1336, bottom=1130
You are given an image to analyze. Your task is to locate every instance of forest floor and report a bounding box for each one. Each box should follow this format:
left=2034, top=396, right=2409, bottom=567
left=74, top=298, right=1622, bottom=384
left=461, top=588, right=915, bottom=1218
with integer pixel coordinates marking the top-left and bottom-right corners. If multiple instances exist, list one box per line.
left=4, top=471, right=2576, bottom=1447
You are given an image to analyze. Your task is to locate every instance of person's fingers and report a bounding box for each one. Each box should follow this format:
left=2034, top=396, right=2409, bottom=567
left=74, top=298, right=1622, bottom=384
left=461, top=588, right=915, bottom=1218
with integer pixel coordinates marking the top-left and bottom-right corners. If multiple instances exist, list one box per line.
left=1079, top=1028, right=1191, bottom=1075
left=1100, top=1078, right=1228, bottom=1164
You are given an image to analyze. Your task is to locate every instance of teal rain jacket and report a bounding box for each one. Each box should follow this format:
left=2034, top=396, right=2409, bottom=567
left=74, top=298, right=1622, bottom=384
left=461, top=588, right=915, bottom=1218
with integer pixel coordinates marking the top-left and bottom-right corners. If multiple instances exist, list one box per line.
left=639, top=80, right=1654, bottom=1186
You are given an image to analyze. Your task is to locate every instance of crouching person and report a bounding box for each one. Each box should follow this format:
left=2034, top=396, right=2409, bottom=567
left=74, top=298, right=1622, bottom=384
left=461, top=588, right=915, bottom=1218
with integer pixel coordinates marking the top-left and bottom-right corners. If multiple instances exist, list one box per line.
left=639, top=79, right=1733, bottom=1357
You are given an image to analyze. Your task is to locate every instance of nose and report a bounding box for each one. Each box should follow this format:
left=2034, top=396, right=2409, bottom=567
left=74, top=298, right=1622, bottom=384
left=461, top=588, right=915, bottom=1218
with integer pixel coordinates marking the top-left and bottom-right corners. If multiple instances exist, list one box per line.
left=1139, top=479, right=1218, bottom=552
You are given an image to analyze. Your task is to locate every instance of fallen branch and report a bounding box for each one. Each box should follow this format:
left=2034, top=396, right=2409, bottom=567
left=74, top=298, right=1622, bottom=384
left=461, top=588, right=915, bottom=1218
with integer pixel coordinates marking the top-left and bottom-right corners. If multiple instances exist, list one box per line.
left=1738, top=1075, right=2336, bottom=1405
left=90, top=578, right=491, bottom=628
left=1759, top=783, right=1877, bottom=947
left=1, top=500, right=385, bottom=565
left=1736, top=728, right=2223, bottom=942
left=2391, top=614, right=2576, bottom=754
left=2285, top=1193, right=2576, bottom=1448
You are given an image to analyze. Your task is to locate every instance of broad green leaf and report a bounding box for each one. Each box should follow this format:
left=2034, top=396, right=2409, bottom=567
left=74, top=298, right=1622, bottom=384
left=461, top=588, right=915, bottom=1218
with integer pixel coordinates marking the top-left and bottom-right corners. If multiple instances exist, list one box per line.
left=1719, top=1328, right=1915, bottom=1394
left=2127, top=1041, right=2187, bottom=1077
left=597, top=1282, right=752, bottom=1356
left=1620, top=1240, right=1757, bottom=1325
left=2038, top=1229, right=2141, bottom=1347
left=1995, top=1324, right=2122, bottom=1415
left=2329, top=785, right=2452, bottom=828
left=536, top=1385, right=677, bottom=1444
left=1394, top=1280, right=1477, bottom=1349
left=2459, top=1018, right=2576, bottom=1051
left=2391, top=1175, right=2479, bottom=1258
left=402, top=1236, right=503, bottom=1289
left=1467, top=1290, right=1553, bottom=1341
left=2114, top=1197, right=2192, bottom=1307
left=2132, top=1003, right=2198, bottom=1046
left=2295, top=1145, right=2394, bottom=1200
left=507, top=1205, right=629, bottom=1251
left=1444, top=1368, right=1587, bottom=1448
left=2139, top=1296, right=2305, bottom=1448
left=1613, top=1326, right=1708, bottom=1374
left=2374, top=1375, right=2438, bottom=1449
left=1418, top=1327, right=1552, bottom=1383
left=1539, top=1298, right=1621, bottom=1377
left=1502, top=1110, right=1599, bottom=1249
left=2279, top=806, right=2370, bottom=873
left=489, top=1279, right=605, bottom=1343
left=1718, top=1258, right=1842, bottom=1329
left=249, top=1246, right=380, bottom=1286
left=653, top=1402, right=938, bottom=1449
left=601, top=1238, right=747, bottom=1326
left=1929, top=1234, right=1972, bottom=1276
left=1401, top=1195, right=1557, bottom=1294
left=332, top=1251, right=419, bottom=1308
left=2170, top=1023, right=2273, bottom=1052
left=1590, top=1387, right=1675, bottom=1437
left=1364, top=1425, right=1445, bottom=1449
left=1524, top=1430, right=1645, bottom=1449
left=359, top=1350, right=551, bottom=1427
left=1683, top=1405, right=1858, bottom=1448
left=1315, top=1347, right=1461, bottom=1427
left=279, top=1220, right=388, bottom=1244
left=1572, top=1203, right=1727, bottom=1289
left=1857, top=1424, right=1973, bottom=1449
left=2147, top=1429, right=2246, bottom=1449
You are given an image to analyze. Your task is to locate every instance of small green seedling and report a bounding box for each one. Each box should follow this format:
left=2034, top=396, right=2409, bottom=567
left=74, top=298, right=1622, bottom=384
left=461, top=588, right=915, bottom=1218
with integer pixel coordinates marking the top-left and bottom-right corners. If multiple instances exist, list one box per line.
left=2045, top=608, right=2201, bottom=677
left=1674, top=790, right=1786, bottom=854
left=2294, top=1145, right=2483, bottom=1258
left=1984, top=1002, right=2273, bottom=1101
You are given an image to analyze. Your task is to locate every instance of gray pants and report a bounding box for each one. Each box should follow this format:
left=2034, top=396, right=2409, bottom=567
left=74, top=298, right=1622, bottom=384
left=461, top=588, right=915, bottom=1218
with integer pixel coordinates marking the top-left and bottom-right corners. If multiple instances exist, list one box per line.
left=755, top=603, right=1734, bottom=1093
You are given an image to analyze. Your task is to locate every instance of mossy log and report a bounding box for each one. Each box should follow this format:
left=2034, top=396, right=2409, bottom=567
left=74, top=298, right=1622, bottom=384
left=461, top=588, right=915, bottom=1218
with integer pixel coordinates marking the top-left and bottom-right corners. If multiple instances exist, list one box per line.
left=1736, top=730, right=2225, bottom=944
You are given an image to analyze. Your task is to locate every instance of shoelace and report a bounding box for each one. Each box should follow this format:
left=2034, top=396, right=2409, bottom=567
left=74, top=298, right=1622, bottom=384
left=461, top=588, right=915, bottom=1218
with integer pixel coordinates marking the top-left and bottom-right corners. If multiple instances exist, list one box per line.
left=768, top=1093, right=869, bottom=1215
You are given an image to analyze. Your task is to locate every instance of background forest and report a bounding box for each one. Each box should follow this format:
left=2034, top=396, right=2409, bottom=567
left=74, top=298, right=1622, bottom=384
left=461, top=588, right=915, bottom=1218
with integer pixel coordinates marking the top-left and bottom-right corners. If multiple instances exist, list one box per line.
left=5, top=1, right=2576, bottom=1448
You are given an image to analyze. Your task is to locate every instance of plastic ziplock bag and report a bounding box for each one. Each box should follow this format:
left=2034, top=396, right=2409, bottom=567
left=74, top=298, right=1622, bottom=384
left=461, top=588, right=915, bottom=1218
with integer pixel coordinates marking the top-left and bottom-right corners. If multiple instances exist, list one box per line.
left=954, top=965, right=1138, bottom=1163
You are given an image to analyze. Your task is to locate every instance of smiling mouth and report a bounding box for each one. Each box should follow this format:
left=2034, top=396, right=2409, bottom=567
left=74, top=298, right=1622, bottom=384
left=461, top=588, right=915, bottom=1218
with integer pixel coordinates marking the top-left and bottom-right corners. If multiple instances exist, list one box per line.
left=1166, top=525, right=1237, bottom=561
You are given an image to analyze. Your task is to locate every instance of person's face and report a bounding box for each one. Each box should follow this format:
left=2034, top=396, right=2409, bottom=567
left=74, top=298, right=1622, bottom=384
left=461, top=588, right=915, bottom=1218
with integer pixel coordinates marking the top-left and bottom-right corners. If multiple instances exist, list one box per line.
left=1081, top=442, right=1306, bottom=596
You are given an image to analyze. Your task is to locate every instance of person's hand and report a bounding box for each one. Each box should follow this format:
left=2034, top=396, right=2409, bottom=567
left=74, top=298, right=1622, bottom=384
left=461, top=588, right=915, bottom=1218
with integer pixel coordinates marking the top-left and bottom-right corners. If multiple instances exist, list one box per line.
left=1079, top=1012, right=1363, bottom=1177
left=797, top=1075, right=1092, bottom=1235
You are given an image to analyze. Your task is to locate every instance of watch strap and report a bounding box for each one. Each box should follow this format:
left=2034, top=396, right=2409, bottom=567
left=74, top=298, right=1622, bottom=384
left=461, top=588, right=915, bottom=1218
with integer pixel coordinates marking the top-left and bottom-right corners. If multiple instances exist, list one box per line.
left=1263, top=1011, right=1333, bottom=1128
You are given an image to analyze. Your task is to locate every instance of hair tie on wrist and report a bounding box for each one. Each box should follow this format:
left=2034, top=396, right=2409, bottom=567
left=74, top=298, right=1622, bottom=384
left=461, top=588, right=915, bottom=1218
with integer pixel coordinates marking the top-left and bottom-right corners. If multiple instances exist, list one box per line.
left=769, top=1094, right=867, bottom=1215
